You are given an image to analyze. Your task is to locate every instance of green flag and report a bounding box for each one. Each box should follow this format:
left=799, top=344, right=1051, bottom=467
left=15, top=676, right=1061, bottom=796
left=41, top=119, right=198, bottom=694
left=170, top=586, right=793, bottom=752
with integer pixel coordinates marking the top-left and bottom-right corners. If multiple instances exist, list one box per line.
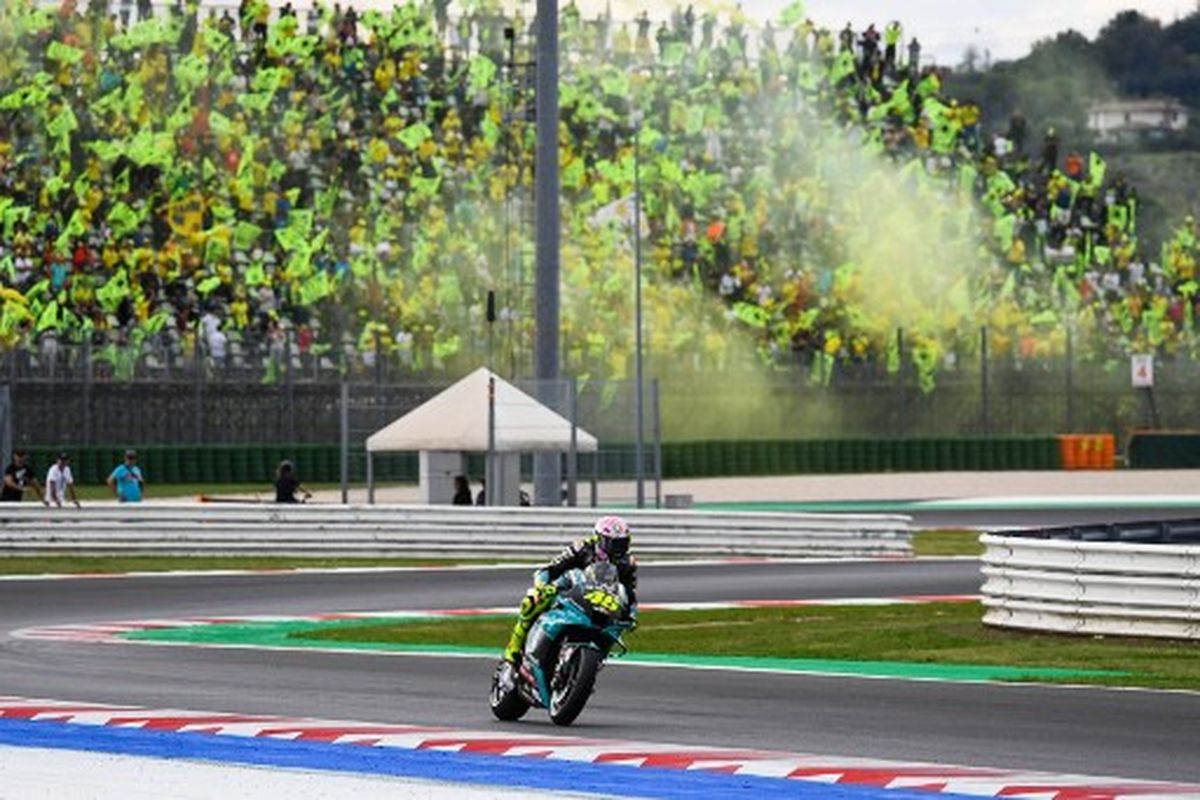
left=733, top=302, right=769, bottom=329
left=36, top=300, right=59, bottom=332
left=238, top=92, right=273, bottom=114
left=46, top=106, right=78, bottom=139
left=245, top=262, right=267, bottom=285
left=55, top=209, right=86, bottom=252
left=298, top=270, right=331, bottom=305
left=196, top=275, right=222, bottom=295
left=107, top=202, right=141, bottom=237
left=209, top=110, right=234, bottom=138
left=1088, top=151, right=1107, bottom=188
left=398, top=122, right=433, bottom=151
left=234, top=221, right=262, bottom=251
left=144, top=311, right=171, bottom=334
left=127, top=131, right=174, bottom=167
left=779, top=1, right=806, bottom=26
left=47, top=41, right=84, bottom=64
left=994, top=214, right=1016, bottom=252
left=662, top=42, right=687, bottom=67
left=174, top=53, right=208, bottom=92
left=96, top=271, right=130, bottom=311
left=468, top=55, right=497, bottom=93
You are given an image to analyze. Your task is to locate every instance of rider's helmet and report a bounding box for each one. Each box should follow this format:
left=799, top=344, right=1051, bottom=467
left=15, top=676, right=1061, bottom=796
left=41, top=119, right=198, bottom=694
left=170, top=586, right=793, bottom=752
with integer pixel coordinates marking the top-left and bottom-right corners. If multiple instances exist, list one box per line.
left=592, top=515, right=630, bottom=561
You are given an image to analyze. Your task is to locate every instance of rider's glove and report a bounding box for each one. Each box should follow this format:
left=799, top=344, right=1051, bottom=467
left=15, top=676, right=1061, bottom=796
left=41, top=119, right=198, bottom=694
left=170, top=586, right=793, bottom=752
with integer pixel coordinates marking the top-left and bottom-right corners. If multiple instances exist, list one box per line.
left=533, top=569, right=551, bottom=588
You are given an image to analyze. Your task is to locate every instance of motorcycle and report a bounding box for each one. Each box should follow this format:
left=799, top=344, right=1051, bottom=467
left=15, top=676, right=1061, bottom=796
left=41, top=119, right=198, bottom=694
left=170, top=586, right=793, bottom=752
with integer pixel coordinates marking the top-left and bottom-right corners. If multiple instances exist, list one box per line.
left=490, top=562, right=634, bottom=726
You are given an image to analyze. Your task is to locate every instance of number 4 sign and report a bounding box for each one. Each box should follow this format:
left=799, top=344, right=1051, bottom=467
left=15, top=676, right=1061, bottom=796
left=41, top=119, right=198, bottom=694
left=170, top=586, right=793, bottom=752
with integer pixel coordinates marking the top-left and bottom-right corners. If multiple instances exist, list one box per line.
left=1131, top=354, right=1154, bottom=388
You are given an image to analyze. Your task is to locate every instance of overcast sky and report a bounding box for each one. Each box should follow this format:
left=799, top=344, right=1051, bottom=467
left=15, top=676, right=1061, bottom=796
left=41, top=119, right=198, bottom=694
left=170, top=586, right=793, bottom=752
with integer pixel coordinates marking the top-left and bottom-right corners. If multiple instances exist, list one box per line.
left=600, top=0, right=1198, bottom=65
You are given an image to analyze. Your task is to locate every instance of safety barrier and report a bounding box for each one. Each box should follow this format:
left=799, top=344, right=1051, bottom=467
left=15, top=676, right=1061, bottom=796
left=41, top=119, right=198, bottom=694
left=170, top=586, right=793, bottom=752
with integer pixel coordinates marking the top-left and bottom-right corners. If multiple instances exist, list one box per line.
left=0, top=504, right=912, bottom=559
left=1127, top=431, right=1200, bottom=469
left=981, top=524, right=1200, bottom=640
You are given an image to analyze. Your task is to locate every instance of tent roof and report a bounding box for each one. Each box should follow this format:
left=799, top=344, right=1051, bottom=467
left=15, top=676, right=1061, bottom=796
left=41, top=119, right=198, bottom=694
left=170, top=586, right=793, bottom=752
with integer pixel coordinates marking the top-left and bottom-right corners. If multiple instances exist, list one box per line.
left=366, top=368, right=598, bottom=453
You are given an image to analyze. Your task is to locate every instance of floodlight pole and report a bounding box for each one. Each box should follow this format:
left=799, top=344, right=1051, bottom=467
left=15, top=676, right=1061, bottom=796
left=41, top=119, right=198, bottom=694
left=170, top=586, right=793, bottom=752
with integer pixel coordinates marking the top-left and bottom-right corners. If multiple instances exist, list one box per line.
left=532, top=0, right=561, bottom=506
left=487, top=290, right=497, bottom=507
left=633, top=117, right=645, bottom=509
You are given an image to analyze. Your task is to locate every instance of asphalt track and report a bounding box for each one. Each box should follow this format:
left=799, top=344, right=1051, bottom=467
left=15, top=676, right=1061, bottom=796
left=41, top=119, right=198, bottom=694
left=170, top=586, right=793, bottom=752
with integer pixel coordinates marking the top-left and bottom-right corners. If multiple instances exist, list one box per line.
left=2, top=559, right=1198, bottom=785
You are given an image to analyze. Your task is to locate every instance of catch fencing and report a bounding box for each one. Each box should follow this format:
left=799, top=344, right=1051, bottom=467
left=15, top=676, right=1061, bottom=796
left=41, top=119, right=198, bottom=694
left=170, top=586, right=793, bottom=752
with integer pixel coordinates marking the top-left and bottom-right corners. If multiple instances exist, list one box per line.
left=0, top=504, right=911, bottom=559
left=981, top=521, right=1200, bottom=640
left=7, top=332, right=1198, bottom=451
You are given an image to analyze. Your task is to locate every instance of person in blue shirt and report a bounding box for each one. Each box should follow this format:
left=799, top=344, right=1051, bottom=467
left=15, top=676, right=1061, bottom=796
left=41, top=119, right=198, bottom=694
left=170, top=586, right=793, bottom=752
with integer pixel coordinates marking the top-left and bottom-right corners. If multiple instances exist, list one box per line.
left=107, top=450, right=145, bottom=503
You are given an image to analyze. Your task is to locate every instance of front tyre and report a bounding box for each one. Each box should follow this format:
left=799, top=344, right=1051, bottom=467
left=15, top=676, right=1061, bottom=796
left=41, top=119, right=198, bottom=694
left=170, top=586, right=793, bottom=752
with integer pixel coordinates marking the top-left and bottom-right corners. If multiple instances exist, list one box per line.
left=548, top=646, right=602, bottom=726
left=490, top=660, right=530, bottom=721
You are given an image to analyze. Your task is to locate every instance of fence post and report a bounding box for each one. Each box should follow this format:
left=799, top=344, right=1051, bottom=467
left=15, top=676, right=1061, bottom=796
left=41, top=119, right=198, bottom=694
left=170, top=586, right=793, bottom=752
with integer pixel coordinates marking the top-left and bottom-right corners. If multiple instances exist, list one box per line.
left=0, top=385, right=10, bottom=466
left=566, top=377, right=578, bottom=507
left=284, top=329, right=295, bottom=443
left=896, top=328, right=907, bottom=435
left=194, top=324, right=204, bottom=444
left=82, top=336, right=93, bottom=446
left=1065, top=328, right=1074, bottom=433
left=339, top=381, right=349, bottom=505
left=980, top=325, right=990, bottom=435
left=373, top=329, right=383, bottom=390
left=590, top=448, right=599, bottom=507
left=366, top=449, right=375, bottom=505
left=652, top=377, right=662, bottom=509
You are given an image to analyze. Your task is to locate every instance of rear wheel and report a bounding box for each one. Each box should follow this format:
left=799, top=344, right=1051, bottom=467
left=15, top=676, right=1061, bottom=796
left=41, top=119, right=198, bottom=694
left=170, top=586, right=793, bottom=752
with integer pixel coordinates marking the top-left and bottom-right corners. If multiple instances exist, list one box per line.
left=548, top=646, right=601, bottom=726
left=490, top=661, right=530, bottom=721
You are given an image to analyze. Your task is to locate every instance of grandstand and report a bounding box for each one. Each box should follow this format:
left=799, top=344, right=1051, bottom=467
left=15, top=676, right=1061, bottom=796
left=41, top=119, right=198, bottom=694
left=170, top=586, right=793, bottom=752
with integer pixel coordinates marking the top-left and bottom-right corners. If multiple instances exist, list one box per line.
left=1, top=0, right=1197, bottom=399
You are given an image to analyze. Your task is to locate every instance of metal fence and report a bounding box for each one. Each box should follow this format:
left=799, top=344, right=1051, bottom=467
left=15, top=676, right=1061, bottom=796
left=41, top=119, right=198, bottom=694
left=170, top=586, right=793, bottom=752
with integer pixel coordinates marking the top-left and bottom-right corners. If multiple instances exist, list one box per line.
left=5, top=331, right=1200, bottom=452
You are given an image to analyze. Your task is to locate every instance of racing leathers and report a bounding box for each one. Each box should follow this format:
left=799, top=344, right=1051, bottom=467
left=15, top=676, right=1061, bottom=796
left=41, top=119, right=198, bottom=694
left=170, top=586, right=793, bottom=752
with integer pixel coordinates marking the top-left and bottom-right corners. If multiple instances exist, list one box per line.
left=503, top=534, right=638, bottom=663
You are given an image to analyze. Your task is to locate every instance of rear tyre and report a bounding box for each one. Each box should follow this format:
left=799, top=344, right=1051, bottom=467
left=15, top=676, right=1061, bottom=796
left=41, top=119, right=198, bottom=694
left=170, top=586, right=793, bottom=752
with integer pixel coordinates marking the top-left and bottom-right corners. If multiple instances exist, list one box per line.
left=490, top=661, right=530, bottom=721
left=548, top=646, right=601, bottom=726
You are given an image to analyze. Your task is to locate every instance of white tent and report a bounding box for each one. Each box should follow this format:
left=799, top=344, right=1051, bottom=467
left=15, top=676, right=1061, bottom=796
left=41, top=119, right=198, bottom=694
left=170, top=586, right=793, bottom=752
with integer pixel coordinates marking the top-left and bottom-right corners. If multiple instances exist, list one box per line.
left=366, top=367, right=597, bottom=454
left=365, top=368, right=597, bottom=505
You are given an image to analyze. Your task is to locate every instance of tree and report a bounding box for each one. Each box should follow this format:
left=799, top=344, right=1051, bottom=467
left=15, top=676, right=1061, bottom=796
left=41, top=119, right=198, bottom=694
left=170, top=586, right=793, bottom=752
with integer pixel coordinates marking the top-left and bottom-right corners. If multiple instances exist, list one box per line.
left=1095, top=11, right=1165, bottom=96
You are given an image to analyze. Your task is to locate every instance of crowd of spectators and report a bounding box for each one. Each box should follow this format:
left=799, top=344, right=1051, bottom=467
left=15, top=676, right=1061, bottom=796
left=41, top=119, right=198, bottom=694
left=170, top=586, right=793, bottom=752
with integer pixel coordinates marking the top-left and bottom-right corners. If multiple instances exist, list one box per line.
left=1, top=0, right=1197, bottom=388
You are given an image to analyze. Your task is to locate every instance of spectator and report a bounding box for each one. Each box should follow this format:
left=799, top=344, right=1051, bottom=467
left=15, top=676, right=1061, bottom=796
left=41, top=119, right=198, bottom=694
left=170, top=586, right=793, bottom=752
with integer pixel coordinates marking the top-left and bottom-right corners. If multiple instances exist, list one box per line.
left=107, top=450, right=145, bottom=503
left=1, top=450, right=47, bottom=505
left=452, top=474, right=472, bottom=506
left=274, top=459, right=311, bottom=503
left=45, top=452, right=80, bottom=508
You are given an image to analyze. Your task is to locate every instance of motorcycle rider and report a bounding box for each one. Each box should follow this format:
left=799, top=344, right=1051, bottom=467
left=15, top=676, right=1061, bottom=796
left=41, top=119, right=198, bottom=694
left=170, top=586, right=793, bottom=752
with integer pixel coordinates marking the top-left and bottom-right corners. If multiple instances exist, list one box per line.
left=503, top=515, right=637, bottom=664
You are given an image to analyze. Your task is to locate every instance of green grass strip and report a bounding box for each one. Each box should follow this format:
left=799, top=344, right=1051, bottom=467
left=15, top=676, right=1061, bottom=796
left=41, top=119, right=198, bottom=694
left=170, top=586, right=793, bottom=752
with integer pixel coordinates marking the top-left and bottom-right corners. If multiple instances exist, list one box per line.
left=122, top=619, right=1111, bottom=683
left=119, top=602, right=1184, bottom=687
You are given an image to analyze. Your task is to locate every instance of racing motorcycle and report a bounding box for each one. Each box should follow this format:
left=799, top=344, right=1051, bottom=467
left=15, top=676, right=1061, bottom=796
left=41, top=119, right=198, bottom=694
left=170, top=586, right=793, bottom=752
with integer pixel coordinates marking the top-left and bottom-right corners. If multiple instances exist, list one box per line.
left=489, top=562, right=634, bottom=726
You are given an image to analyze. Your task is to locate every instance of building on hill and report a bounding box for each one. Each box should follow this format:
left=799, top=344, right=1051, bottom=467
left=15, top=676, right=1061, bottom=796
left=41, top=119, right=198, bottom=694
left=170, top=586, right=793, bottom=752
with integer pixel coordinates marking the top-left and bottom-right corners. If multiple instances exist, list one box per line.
left=1087, top=98, right=1188, bottom=144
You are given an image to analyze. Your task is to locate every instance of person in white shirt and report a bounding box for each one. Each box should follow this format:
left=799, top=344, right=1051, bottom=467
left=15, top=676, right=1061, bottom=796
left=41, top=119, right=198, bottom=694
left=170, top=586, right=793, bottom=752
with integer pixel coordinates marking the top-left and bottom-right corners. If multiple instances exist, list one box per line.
left=45, top=453, right=80, bottom=508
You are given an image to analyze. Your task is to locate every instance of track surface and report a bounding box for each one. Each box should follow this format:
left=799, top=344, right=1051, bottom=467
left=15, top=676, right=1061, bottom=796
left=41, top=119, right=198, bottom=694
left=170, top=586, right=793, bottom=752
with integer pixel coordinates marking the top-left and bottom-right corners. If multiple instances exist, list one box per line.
left=2, top=559, right=1197, bottom=784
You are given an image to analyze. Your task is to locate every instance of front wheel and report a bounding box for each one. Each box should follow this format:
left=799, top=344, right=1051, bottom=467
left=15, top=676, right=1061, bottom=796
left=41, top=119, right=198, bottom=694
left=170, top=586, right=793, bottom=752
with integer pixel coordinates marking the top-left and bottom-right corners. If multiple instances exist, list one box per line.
left=490, top=660, right=530, bottom=721
left=548, top=646, right=602, bottom=726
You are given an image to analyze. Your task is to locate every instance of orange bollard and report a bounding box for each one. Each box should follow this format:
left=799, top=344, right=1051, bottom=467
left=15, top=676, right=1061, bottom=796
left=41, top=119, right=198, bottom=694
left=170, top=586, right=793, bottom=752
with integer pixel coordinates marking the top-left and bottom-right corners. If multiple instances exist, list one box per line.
left=1099, top=434, right=1116, bottom=469
left=1058, top=435, right=1078, bottom=470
